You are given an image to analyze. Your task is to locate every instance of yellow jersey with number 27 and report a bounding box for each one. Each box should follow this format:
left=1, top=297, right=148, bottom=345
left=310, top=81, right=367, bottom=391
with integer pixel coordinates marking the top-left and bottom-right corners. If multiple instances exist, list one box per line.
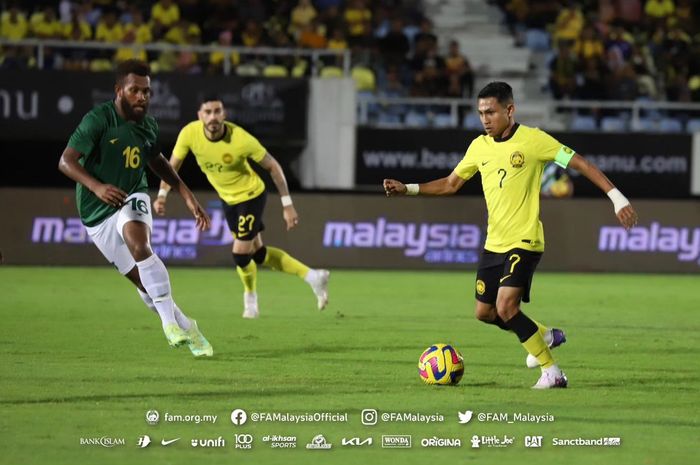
left=172, top=121, right=267, bottom=205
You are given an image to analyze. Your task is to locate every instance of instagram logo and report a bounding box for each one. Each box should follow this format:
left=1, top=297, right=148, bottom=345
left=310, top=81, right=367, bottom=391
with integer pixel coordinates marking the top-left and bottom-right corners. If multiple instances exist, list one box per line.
left=361, top=409, right=378, bottom=426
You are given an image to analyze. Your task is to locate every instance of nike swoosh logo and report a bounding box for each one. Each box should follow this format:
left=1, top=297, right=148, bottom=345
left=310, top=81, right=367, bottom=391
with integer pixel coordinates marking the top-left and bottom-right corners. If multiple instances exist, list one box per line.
left=481, top=161, right=490, bottom=166
left=499, top=274, right=511, bottom=283
left=110, top=138, right=119, bottom=144
left=161, top=438, right=180, bottom=446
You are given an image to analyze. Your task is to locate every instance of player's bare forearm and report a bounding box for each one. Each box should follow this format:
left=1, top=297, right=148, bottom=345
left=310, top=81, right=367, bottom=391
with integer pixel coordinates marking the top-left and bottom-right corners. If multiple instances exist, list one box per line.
left=260, top=153, right=290, bottom=196
left=569, top=153, right=638, bottom=229
left=58, top=147, right=101, bottom=192
left=260, top=153, right=298, bottom=228
left=157, top=156, right=184, bottom=193
left=59, top=146, right=127, bottom=207
left=383, top=172, right=465, bottom=196
left=149, top=154, right=188, bottom=195
left=149, top=155, right=210, bottom=229
left=418, top=175, right=465, bottom=195
left=567, top=154, right=615, bottom=193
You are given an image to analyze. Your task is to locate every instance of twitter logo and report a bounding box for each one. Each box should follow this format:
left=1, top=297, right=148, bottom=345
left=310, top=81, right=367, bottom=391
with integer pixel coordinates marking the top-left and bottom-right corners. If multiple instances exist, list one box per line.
left=458, top=410, right=473, bottom=424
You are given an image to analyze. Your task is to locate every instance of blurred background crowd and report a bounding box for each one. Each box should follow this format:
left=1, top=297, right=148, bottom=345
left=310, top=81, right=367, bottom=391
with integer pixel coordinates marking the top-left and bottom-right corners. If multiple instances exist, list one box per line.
left=1, top=0, right=698, bottom=104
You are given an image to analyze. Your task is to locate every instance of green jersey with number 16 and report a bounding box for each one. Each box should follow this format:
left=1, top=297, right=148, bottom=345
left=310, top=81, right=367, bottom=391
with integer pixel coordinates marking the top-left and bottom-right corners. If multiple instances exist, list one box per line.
left=67, top=101, right=160, bottom=227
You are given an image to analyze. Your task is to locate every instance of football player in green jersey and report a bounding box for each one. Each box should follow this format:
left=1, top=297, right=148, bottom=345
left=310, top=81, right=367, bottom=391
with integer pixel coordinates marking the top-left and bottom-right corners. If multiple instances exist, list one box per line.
left=384, top=81, right=638, bottom=388
left=58, top=59, right=214, bottom=357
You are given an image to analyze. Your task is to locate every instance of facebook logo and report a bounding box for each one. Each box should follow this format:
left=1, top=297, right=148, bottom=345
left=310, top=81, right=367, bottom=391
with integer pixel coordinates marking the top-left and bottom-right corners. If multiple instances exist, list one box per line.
left=230, top=409, right=248, bottom=425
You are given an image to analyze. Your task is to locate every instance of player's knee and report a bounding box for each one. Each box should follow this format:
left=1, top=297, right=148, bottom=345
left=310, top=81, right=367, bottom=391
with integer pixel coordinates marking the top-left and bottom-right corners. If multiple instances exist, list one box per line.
left=474, top=305, right=495, bottom=322
left=130, top=244, right=152, bottom=262
left=252, top=246, right=267, bottom=265
left=495, top=296, right=519, bottom=320
left=232, top=253, right=252, bottom=268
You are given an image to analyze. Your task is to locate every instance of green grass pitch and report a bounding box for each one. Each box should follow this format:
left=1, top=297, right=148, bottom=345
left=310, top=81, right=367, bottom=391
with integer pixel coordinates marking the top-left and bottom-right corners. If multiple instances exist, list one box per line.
left=1, top=267, right=697, bottom=465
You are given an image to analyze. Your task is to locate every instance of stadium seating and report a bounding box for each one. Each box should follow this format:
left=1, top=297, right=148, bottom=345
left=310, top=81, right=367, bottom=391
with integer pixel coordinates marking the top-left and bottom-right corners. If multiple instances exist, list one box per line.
left=376, top=112, right=402, bottom=127
left=630, top=118, right=657, bottom=132
left=462, top=113, right=482, bottom=130
left=432, top=113, right=455, bottom=128
left=235, top=63, right=260, bottom=76
left=570, top=115, right=597, bottom=132
left=601, top=116, right=627, bottom=132
left=686, top=119, right=700, bottom=133
left=658, top=118, right=683, bottom=133
left=404, top=111, right=429, bottom=127
left=351, top=66, right=376, bottom=92
left=320, top=66, right=343, bottom=79
left=262, top=64, right=289, bottom=78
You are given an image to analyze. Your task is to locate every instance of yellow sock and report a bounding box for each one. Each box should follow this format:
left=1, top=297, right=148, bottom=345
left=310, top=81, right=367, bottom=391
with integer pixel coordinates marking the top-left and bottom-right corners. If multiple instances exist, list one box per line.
left=236, top=261, right=257, bottom=293
left=532, top=319, right=549, bottom=340
left=263, top=246, right=309, bottom=279
left=522, top=332, right=555, bottom=369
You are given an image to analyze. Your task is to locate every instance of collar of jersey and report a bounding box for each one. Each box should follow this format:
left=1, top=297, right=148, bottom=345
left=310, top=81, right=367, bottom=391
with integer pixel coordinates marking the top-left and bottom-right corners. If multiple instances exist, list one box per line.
left=205, top=123, right=229, bottom=143
left=492, top=122, right=520, bottom=143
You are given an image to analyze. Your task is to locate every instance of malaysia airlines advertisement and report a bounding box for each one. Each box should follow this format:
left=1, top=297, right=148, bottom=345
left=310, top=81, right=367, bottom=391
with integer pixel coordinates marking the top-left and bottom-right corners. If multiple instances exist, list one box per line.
left=4, top=189, right=699, bottom=273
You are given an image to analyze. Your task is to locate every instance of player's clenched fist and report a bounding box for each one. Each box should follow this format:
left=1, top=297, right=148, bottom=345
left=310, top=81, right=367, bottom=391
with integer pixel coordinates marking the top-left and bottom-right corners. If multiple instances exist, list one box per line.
left=383, top=179, right=407, bottom=196
left=616, top=204, right=638, bottom=231
left=153, top=196, right=166, bottom=216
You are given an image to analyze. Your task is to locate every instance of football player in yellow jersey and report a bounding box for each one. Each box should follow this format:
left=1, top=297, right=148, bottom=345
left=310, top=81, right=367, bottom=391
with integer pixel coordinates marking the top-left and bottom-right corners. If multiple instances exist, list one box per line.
left=384, top=82, right=638, bottom=389
left=154, top=96, right=329, bottom=319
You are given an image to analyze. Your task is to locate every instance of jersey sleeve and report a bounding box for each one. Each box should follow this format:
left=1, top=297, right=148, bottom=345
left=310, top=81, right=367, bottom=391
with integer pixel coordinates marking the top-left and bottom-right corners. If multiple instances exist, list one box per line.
left=453, top=139, right=479, bottom=180
left=534, top=128, right=575, bottom=168
left=239, top=128, right=267, bottom=162
left=67, top=110, right=105, bottom=156
left=172, top=123, right=192, bottom=160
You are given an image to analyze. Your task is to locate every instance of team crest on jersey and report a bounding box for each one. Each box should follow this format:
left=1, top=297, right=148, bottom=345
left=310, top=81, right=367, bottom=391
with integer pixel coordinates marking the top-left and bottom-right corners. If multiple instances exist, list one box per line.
left=476, top=279, right=486, bottom=295
left=222, top=153, right=233, bottom=164
left=510, top=151, right=524, bottom=168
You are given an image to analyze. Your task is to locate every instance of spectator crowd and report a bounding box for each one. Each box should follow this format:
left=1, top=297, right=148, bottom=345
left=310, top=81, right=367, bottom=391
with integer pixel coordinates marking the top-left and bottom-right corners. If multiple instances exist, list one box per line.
left=0, top=0, right=474, bottom=99
left=495, top=0, right=700, bottom=103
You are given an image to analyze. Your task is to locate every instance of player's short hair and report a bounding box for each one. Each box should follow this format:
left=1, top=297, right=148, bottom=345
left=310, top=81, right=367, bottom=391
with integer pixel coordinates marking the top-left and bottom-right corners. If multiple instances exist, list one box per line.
left=200, top=94, right=223, bottom=106
left=477, top=82, right=514, bottom=106
left=115, top=60, right=150, bottom=85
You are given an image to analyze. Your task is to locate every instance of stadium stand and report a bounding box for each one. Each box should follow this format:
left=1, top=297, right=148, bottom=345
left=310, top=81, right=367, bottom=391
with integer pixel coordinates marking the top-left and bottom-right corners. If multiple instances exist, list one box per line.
left=2, top=0, right=700, bottom=131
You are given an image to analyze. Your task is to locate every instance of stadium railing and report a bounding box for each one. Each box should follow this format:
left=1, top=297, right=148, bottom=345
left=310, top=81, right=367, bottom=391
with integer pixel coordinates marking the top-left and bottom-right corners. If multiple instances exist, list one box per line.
left=0, top=38, right=352, bottom=77
left=357, top=94, right=700, bottom=132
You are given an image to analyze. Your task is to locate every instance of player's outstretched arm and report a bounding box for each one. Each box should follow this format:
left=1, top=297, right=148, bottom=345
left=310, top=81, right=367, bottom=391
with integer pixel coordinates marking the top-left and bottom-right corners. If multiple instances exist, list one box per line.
left=568, top=153, right=638, bottom=230
left=259, top=153, right=299, bottom=231
left=148, top=154, right=210, bottom=231
left=58, top=146, right=127, bottom=207
left=152, top=155, right=184, bottom=216
left=383, top=172, right=466, bottom=197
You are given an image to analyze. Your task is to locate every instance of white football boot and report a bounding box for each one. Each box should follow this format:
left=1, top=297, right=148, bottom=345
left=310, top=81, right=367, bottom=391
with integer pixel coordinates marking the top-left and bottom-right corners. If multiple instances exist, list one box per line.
left=308, top=269, right=330, bottom=310
left=242, top=292, right=259, bottom=319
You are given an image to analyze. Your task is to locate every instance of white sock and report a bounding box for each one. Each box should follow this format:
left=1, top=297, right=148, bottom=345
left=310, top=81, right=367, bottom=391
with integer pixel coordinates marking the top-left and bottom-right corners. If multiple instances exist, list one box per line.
left=244, top=291, right=258, bottom=309
left=137, top=289, right=191, bottom=330
left=543, top=364, right=562, bottom=376
left=304, top=269, right=318, bottom=284
left=136, top=254, right=177, bottom=328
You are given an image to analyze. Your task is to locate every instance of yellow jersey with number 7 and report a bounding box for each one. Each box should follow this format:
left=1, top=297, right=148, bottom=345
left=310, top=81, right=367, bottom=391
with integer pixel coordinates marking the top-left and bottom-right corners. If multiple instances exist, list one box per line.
left=454, top=123, right=575, bottom=253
